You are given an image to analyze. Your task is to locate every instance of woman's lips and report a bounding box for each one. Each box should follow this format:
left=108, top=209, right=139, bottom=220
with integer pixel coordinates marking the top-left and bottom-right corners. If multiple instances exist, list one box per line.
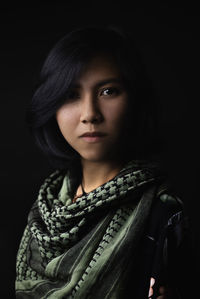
left=79, top=132, right=107, bottom=143
left=81, top=135, right=106, bottom=143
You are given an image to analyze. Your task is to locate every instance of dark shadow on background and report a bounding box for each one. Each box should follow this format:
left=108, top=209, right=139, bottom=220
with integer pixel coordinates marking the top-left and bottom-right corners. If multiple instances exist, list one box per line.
left=1, top=2, right=200, bottom=298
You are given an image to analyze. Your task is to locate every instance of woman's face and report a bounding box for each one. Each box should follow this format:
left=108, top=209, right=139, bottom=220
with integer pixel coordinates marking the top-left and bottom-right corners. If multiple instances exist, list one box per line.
left=56, top=54, right=131, bottom=163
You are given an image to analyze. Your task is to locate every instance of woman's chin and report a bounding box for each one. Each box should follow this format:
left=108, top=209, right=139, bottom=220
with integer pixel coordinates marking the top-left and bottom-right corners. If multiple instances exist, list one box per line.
left=79, top=151, right=122, bottom=164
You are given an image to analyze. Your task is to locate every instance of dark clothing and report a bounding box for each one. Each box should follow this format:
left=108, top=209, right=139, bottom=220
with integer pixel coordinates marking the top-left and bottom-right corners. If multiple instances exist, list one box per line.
left=132, top=193, right=196, bottom=298
left=15, top=161, right=196, bottom=298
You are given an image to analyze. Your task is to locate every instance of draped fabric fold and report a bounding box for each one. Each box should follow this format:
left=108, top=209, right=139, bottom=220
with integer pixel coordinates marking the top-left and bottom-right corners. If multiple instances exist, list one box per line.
left=16, top=159, right=165, bottom=299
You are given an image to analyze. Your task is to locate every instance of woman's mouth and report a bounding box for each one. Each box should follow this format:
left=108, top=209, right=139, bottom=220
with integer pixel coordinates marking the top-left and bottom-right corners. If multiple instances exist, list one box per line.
left=81, top=136, right=106, bottom=143
left=80, top=132, right=107, bottom=143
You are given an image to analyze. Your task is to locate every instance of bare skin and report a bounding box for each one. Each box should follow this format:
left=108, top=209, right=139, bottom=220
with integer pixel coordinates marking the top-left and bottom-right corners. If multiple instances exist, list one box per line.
left=56, top=54, right=172, bottom=299
left=56, top=54, right=130, bottom=190
left=149, top=277, right=170, bottom=298
left=80, top=160, right=124, bottom=193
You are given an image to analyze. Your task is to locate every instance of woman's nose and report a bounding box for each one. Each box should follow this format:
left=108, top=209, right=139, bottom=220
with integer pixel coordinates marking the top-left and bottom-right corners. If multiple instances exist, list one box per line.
left=80, top=96, right=103, bottom=124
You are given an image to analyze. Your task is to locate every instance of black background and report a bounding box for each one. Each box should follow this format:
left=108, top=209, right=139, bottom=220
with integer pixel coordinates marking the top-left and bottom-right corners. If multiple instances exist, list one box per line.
left=1, top=2, right=200, bottom=298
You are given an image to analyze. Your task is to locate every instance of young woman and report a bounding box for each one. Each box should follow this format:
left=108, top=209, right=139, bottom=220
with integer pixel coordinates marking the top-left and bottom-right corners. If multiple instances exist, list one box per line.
left=15, top=25, right=190, bottom=298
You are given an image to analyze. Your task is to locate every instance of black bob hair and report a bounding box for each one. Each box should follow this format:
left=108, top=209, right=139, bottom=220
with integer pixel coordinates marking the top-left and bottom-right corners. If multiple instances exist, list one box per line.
left=26, top=24, right=163, bottom=172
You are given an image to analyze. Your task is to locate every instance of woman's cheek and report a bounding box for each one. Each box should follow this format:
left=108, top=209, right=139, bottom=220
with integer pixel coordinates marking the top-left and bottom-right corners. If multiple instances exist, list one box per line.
left=56, top=107, right=79, bottom=137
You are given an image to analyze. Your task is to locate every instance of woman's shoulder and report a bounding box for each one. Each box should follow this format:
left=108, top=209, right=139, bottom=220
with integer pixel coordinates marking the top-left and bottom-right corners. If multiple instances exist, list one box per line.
left=144, top=180, right=188, bottom=242
left=155, top=181, right=185, bottom=219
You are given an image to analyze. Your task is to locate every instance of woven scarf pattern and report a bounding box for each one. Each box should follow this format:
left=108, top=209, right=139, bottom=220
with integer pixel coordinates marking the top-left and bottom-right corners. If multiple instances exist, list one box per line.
left=16, top=160, right=164, bottom=299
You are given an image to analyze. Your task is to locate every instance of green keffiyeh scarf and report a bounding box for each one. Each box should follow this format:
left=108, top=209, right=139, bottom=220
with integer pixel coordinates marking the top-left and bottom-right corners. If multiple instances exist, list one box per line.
left=16, top=159, right=165, bottom=299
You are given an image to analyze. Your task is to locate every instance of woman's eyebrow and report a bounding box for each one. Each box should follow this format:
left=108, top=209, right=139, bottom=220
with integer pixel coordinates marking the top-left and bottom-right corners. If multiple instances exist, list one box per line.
left=95, top=78, right=123, bottom=88
left=71, top=78, right=123, bottom=89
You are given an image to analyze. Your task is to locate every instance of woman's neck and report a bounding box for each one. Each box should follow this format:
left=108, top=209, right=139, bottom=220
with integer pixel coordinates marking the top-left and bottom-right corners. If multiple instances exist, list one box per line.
left=80, top=159, right=125, bottom=193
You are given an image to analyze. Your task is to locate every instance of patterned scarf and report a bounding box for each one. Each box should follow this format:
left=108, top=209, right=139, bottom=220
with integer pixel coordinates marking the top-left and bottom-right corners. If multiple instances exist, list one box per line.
left=16, top=159, right=165, bottom=299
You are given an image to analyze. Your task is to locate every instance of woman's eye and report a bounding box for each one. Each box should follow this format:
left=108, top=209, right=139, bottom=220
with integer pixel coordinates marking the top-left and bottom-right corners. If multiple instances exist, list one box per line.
left=100, top=87, right=119, bottom=97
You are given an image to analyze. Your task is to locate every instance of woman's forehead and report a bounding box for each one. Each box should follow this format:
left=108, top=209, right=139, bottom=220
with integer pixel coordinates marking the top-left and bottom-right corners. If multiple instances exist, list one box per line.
left=70, top=54, right=123, bottom=88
